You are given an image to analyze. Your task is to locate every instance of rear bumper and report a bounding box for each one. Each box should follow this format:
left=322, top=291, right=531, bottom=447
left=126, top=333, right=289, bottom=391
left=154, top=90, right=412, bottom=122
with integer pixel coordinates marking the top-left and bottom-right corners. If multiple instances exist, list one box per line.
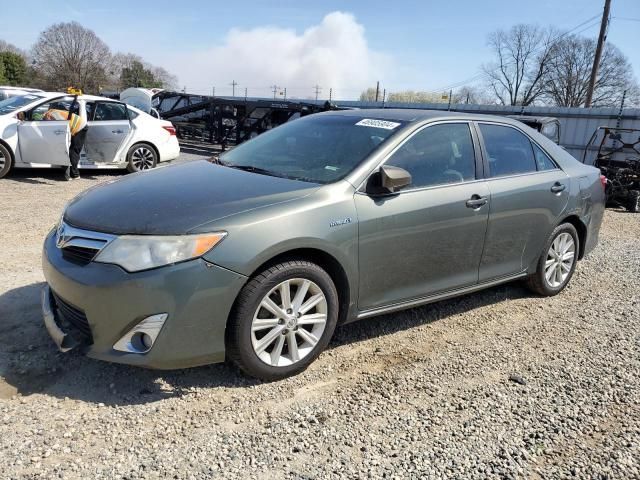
left=159, top=137, right=180, bottom=162
left=42, top=229, right=247, bottom=369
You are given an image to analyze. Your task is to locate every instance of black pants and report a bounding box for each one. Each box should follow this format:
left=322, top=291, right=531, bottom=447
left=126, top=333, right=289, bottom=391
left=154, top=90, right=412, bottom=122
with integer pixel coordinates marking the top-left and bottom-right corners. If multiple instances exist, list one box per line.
left=67, top=127, right=88, bottom=178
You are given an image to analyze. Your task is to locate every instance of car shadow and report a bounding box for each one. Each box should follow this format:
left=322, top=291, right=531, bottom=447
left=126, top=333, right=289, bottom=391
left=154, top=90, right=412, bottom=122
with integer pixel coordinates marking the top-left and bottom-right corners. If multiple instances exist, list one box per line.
left=0, top=280, right=530, bottom=406
left=6, top=168, right=124, bottom=184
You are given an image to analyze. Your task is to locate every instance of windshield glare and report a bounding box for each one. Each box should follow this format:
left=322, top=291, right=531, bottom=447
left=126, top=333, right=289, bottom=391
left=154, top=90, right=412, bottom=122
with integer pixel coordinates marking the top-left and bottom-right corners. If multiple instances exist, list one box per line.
left=220, top=115, right=405, bottom=184
left=0, top=94, right=44, bottom=115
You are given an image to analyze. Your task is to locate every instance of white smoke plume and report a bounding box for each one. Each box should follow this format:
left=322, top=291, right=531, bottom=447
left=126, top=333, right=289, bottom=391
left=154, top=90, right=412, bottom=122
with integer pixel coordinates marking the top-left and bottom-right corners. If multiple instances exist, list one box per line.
left=167, top=12, right=389, bottom=99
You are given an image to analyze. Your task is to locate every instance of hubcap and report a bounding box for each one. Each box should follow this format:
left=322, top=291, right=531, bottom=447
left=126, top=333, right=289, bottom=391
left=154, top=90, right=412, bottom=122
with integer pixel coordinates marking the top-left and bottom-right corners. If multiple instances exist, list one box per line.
left=251, top=278, right=328, bottom=367
left=0, top=150, right=6, bottom=170
left=544, top=232, right=575, bottom=288
left=131, top=147, right=155, bottom=170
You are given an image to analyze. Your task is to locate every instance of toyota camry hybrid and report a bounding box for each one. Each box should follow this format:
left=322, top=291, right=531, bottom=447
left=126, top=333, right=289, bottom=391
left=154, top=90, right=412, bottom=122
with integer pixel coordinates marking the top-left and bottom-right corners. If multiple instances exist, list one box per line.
left=42, top=109, right=605, bottom=380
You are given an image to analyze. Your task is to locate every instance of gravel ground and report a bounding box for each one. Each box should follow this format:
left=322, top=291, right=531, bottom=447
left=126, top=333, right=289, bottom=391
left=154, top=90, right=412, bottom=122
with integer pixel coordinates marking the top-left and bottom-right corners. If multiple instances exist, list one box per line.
left=0, top=164, right=638, bottom=479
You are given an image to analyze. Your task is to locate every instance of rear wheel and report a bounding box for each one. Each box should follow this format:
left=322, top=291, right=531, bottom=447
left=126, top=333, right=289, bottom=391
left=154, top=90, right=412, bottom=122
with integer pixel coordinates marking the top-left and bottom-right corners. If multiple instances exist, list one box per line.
left=626, top=190, right=640, bottom=213
left=0, top=143, right=12, bottom=179
left=226, top=261, right=339, bottom=380
left=526, top=223, right=579, bottom=296
left=126, top=143, right=157, bottom=172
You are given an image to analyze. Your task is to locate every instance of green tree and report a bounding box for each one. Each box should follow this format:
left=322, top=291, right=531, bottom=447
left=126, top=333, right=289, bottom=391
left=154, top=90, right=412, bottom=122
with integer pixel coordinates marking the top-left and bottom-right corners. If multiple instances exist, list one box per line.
left=0, top=51, right=27, bottom=86
left=0, top=60, right=5, bottom=84
left=120, top=60, right=161, bottom=88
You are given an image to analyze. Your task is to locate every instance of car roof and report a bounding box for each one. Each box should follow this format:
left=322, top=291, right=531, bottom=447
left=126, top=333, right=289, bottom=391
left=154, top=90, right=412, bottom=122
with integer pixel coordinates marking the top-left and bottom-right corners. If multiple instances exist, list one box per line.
left=317, top=108, right=525, bottom=126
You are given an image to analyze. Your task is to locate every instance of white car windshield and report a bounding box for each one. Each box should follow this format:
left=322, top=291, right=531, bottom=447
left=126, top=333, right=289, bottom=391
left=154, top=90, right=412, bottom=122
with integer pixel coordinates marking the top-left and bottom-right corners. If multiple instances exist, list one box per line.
left=0, top=94, right=45, bottom=115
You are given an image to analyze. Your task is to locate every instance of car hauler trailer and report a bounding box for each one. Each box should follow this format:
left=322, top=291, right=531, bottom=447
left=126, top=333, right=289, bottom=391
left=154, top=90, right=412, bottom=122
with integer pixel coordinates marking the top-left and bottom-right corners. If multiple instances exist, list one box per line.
left=149, top=91, right=339, bottom=150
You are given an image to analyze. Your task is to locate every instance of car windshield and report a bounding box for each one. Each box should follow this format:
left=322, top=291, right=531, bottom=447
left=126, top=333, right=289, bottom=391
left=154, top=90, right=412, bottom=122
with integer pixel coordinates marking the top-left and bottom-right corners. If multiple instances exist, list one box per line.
left=0, top=94, right=44, bottom=115
left=219, top=115, right=405, bottom=184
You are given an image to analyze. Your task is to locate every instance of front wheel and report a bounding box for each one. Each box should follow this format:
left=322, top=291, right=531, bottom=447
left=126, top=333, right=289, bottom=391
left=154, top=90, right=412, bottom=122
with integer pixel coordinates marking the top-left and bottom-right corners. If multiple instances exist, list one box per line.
left=126, top=143, right=158, bottom=173
left=226, top=261, right=339, bottom=381
left=526, top=223, right=579, bottom=296
left=0, top=143, right=13, bottom=179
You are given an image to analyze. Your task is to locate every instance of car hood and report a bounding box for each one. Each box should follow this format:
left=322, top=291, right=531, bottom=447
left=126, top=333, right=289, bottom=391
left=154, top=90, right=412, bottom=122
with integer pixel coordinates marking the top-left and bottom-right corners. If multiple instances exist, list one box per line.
left=64, top=161, right=320, bottom=235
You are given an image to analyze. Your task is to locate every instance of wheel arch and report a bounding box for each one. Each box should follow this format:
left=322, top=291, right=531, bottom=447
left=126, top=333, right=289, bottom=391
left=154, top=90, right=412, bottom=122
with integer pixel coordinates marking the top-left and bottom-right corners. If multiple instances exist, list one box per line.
left=0, top=138, right=15, bottom=165
left=244, top=247, right=351, bottom=325
left=558, top=214, right=587, bottom=260
left=127, top=141, right=160, bottom=162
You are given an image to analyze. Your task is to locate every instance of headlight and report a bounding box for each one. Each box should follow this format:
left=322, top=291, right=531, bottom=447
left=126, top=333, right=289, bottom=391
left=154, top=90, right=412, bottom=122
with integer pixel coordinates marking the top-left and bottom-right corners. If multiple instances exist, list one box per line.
left=94, top=232, right=226, bottom=272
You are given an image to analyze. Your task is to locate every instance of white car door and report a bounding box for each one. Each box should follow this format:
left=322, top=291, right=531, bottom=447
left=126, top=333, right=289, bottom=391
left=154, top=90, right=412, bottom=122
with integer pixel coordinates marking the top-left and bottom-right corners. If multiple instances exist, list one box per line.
left=17, top=96, right=75, bottom=166
left=84, top=101, right=132, bottom=164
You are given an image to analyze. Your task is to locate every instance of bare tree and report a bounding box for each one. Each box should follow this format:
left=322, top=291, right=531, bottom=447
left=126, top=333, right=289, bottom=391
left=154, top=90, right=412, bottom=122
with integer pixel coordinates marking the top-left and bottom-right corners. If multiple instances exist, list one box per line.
left=0, top=40, right=26, bottom=57
left=451, top=85, right=495, bottom=105
left=31, top=22, right=111, bottom=93
left=359, top=87, right=379, bottom=102
left=387, top=90, right=446, bottom=103
left=543, top=35, right=639, bottom=107
left=482, top=24, right=557, bottom=106
left=107, top=52, right=177, bottom=90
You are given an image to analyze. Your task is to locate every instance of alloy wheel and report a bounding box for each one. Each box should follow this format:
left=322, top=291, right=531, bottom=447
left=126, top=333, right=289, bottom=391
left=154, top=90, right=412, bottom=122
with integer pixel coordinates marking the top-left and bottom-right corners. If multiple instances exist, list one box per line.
left=0, top=150, right=6, bottom=171
left=544, top=232, right=576, bottom=288
left=251, top=278, right=328, bottom=367
left=131, top=147, right=155, bottom=170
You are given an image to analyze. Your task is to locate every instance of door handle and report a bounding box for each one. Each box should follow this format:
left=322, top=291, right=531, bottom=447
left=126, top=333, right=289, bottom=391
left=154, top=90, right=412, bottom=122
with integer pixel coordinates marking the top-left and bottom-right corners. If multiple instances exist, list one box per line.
left=551, top=182, right=566, bottom=193
left=112, top=129, right=124, bottom=134
left=466, top=195, right=488, bottom=209
left=54, top=130, right=66, bottom=135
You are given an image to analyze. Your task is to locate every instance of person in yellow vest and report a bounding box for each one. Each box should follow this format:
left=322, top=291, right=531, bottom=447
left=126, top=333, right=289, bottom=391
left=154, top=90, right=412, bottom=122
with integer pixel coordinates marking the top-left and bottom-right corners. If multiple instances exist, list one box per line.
left=43, top=101, right=88, bottom=180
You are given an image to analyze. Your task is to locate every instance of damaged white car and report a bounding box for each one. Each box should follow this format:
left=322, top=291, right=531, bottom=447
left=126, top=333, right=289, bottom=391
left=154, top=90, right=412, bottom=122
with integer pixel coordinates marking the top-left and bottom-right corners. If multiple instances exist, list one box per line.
left=0, top=92, right=180, bottom=179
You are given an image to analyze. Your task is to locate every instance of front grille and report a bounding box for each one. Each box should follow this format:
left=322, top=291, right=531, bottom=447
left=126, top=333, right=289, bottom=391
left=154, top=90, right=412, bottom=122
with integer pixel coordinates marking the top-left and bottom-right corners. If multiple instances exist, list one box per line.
left=55, top=221, right=115, bottom=267
left=51, top=291, right=93, bottom=343
left=61, top=245, right=99, bottom=265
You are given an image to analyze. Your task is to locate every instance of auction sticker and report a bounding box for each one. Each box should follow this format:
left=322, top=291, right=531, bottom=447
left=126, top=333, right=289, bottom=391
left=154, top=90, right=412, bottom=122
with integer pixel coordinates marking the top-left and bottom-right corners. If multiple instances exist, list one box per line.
left=355, top=118, right=401, bottom=130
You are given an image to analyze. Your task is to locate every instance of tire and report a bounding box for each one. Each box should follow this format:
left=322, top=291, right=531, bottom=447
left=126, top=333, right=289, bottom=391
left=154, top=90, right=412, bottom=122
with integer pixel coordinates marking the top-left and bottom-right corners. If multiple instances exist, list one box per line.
left=626, top=190, right=640, bottom=213
left=526, top=223, right=579, bottom=296
left=0, top=143, right=13, bottom=179
left=126, top=143, right=158, bottom=173
left=226, top=260, right=339, bottom=381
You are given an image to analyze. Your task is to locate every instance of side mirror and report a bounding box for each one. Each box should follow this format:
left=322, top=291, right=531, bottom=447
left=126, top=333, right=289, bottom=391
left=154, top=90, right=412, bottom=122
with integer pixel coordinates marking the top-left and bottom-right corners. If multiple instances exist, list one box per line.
left=16, top=111, right=26, bottom=121
left=366, top=165, right=412, bottom=195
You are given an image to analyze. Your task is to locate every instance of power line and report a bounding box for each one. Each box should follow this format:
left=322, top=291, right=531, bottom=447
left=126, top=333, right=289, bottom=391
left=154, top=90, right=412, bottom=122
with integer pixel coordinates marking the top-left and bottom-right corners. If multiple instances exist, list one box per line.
left=427, top=12, right=603, bottom=95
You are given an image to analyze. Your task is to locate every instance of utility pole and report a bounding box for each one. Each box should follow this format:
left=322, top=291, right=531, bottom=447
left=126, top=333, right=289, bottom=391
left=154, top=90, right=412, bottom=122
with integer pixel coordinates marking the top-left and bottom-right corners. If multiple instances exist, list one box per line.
left=329, top=88, right=332, bottom=103
left=244, top=87, right=248, bottom=102
left=375, top=81, right=380, bottom=102
left=382, top=89, right=386, bottom=108
left=271, top=85, right=279, bottom=100
left=585, top=0, right=612, bottom=107
left=212, top=86, right=215, bottom=97
left=230, top=80, right=238, bottom=97
left=283, top=88, right=287, bottom=101
left=314, top=84, right=322, bottom=101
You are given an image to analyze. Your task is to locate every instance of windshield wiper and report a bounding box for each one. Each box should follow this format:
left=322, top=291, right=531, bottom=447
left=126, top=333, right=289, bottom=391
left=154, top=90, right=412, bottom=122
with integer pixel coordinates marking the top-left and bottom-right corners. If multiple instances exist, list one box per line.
left=224, top=164, right=285, bottom=178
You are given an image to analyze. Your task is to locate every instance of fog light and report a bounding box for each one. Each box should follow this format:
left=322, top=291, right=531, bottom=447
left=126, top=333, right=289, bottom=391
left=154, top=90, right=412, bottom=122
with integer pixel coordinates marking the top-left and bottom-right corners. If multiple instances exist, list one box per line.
left=113, top=313, right=168, bottom=354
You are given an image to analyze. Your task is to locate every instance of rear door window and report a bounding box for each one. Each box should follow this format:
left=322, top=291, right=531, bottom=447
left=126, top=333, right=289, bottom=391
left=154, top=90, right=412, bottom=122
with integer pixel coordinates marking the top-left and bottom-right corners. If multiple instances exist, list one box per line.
left=93, top=102, right=128, bottom=121
left=479, top=124, right=537, bottom=177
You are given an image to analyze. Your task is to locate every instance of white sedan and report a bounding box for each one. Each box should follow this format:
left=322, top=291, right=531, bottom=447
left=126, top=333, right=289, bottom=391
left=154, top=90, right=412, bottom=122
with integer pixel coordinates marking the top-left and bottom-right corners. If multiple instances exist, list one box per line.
left=0, top=92, right=180, bottom=179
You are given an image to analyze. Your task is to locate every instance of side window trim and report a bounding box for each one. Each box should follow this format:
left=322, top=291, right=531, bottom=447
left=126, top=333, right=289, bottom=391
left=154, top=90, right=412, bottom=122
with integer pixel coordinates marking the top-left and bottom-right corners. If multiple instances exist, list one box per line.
left=358, top=120, right=483, bottom=194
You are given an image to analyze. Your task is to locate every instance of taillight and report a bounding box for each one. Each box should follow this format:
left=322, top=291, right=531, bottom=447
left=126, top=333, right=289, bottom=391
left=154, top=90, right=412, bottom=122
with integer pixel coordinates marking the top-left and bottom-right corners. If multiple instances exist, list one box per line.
left=162, top=125, right=176, bottom=136
left=600, top=175, right=607, bottom=190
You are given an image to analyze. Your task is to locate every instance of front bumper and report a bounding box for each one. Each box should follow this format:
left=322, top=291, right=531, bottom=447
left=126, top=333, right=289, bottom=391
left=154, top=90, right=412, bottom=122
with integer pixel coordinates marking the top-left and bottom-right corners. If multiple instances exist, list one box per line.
left=42, top=229, right=247, bottom=369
